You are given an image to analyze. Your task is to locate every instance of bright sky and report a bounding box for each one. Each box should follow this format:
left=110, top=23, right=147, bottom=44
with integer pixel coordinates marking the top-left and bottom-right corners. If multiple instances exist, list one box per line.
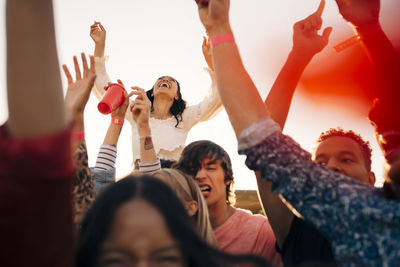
left=1, top=0, right=399, bottom=189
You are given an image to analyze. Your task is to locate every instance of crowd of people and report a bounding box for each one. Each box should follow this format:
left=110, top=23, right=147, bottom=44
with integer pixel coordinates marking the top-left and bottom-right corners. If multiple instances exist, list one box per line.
left=1, top=0, right=399, bottom=266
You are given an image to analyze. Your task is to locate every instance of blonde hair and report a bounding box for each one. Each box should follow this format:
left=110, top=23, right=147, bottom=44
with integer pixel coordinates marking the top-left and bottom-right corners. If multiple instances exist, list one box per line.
left=154, top=168, right=217, bottom=246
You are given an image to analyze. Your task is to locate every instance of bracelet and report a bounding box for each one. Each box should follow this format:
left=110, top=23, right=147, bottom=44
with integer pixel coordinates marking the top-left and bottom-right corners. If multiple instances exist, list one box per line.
left=112, top=118, right=124, bottom=125
left=210, top=33, right=235, bottom=48
left=74, top=131, right=85, bottom=141
left=334, top=35, right=361, bottom=53
left=139, top=135, right=152, bottom=139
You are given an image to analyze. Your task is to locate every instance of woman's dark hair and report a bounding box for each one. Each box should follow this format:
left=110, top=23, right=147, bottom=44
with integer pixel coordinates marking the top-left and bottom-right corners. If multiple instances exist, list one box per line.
left=75, top=175, right=270, bottom=267
left=146, top=77, right=186, bottom=127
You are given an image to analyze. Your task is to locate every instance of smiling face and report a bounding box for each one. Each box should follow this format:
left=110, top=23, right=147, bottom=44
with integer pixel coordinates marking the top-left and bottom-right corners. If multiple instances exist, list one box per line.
left=314, top=136, right=375, bottom=185
left=153, top=76, right=179, bottom=100
left=194, top=157, right=229, bottom=208
left=98, top=199, right=185, bottom=267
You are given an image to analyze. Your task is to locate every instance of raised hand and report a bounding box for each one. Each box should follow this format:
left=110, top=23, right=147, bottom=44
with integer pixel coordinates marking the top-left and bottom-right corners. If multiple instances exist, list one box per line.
left=292, top=0, right=332, bottom=58
left=335, top=0, right=380, bottom=27
left=202, top=36, right=214, bottom=70
left=111, top=80, right=135, bottom=120
left=196, top=0, right=231, bottom=37
left=63, top=53, right=96, bottom=120
left=130, top=87, right=152, bottom=127
left=90, top=21, right=106, bottom=44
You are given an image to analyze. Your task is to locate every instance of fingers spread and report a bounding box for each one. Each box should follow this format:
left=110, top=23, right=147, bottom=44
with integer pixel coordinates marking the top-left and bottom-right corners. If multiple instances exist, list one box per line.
left=89, top=55, right=95, bottom=73
left=130, top=86, right=147, bottom=100
left=127, top=91, right=135, bottom=98
left=62, top=65, right=73, bottom=84
left=81, top=53, right=89, bottom=77
left=73, top=56, right=82, bottom=80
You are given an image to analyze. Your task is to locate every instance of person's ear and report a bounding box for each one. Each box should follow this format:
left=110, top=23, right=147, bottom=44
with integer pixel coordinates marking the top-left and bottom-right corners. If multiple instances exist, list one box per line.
left=185, top=200, right=198, bottom=217
left=368, top=171, right=376, bottom=186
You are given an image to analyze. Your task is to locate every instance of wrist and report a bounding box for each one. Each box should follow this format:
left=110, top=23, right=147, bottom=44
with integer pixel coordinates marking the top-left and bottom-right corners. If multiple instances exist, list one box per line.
left=355, top=22, right=382, bottom=37
left=207, top=23, right=232, bottom=39
left=71, top=112, right=84, bottom=127
left=138, top=124, right=151, bottom=137
left=288, top=49, right=314, bottom=67
left=95, top=40, right=106, bottom=46
left=73, top=131, right=85, bottom=141
left=111, top=117, right=124, bottom=126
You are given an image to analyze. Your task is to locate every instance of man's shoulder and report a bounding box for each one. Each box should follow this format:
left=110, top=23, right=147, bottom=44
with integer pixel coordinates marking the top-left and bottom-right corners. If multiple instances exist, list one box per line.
left=234, top=208, right=268, bottom=225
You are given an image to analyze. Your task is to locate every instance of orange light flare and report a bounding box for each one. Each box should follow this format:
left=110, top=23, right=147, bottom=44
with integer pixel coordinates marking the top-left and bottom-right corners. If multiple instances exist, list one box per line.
left=298, top=41, right=380, bottom=118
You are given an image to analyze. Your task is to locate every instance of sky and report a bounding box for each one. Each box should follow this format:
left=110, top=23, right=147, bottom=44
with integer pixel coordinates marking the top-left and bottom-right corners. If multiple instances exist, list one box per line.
left=1, top=0, right=399, bottom=189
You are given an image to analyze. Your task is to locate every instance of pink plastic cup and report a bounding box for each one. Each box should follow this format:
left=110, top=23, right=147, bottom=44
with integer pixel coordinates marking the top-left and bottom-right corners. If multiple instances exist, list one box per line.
left=98, top=83, right=125, bottom=114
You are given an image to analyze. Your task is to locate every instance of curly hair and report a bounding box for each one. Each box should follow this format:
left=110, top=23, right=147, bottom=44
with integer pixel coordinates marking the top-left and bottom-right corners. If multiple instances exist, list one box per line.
left=173, top=140, right=236, bottom=205
left=146, top=76, right=186, bottom=127
left=317, top=127, right=373, bottom=171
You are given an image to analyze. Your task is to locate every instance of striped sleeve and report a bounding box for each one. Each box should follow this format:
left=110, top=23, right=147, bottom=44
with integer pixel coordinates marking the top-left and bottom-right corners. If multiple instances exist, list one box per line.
left=139, top=159, right=161, bottom=174
left=94, top=144, right=117, bottom=170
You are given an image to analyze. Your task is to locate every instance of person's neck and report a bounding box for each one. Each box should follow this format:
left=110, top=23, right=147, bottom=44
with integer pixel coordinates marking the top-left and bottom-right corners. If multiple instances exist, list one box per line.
left=209, top=200, right=235, bottom=229
left=152, top=96, right=173, bottom=119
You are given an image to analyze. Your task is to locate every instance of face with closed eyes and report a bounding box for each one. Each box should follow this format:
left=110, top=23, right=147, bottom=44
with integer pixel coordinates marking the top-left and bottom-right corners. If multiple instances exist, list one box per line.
left=313, top=136, right=375, bottom=186
left=195, top=157, right=229, bottom=207
left=98, top=199, right=185, bottom=267
left=153, top=76, right=179, bottom=100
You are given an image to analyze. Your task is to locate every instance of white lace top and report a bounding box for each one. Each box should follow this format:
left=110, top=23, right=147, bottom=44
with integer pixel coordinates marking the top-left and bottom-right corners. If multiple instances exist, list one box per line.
left=93, top=57, right=222, bottom=165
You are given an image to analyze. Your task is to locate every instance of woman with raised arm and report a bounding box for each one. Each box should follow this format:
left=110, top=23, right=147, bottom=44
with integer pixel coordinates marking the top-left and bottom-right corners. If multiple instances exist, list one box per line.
left=90, top=22, right=222, bottom=169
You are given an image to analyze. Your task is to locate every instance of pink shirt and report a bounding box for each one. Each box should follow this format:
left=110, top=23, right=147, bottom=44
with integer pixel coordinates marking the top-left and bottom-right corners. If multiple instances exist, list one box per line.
left=214, top=208, right=282, bottom=266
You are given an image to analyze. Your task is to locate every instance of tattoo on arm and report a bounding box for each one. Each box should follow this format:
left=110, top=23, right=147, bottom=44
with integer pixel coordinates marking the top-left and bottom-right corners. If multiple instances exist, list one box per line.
left=144, top=136, right=154, bottom=150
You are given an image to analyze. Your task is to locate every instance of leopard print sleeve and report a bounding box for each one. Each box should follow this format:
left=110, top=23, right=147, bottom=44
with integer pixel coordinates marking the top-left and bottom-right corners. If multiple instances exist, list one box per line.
left=73, top=141, right=96, bottom=230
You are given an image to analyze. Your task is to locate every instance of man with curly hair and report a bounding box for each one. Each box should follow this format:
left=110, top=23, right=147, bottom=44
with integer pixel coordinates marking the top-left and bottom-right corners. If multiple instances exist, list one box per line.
left=314, top=128, right=376, bottom=186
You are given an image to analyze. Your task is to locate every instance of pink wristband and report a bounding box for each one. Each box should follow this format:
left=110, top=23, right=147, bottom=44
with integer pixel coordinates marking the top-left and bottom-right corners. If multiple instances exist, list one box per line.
left=210, top=33, right=235, bottom=48
left=74, top=131, right=85, bottom=141
left=112, top=118, right=124, bottom=125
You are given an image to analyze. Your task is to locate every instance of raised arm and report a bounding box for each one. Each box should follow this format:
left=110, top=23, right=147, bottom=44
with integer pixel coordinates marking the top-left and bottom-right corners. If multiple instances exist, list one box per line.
left=182, top=37, right=222, bottom=129
left=90, top=22, right=113, bottom=101
left=335, top=0, right=400, bottom=193
left=63, top=53, right=97, bottom=228
left=258, top=1, right=332, bottom=248
left=63, top=53, right=97, bottom=151
left=6, top=0, right=66, bottom=137
left=90, top=21, right=106, bottom=58
left=102, top=80, right=133, bottom=147
left=90, top=81, right=133, bottom=194
left=265, top=0, right=331, bottom=129
left=196, top=0, right=268, bottom=137
left=130, top=87, right=158, bottom=165
left=3, top=1, right=74, bottom=266
left=335, top=0, right=400, bottom=101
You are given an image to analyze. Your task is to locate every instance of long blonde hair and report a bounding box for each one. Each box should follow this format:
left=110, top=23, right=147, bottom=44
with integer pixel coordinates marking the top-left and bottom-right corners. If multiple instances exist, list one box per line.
left=154, top=168, right=217, bottom=246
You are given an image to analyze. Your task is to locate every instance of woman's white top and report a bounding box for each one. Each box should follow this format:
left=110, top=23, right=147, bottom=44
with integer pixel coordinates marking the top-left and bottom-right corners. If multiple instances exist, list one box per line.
left=93, top=56, right=222, bottom=165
